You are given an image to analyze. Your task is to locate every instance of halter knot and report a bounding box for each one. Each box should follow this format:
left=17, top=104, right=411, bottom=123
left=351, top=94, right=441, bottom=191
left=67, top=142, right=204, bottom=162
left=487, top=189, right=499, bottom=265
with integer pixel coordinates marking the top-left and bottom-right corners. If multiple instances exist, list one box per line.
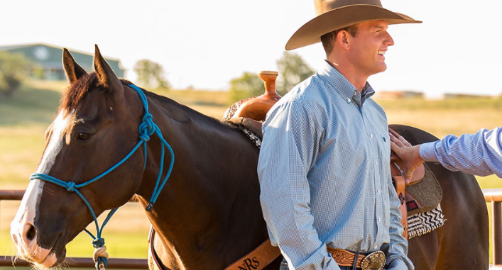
left=139, top=113, right=155, bottom=142
left=92, top=237, right=105, bottom=248
left=66, top=182, right=76, bottom=192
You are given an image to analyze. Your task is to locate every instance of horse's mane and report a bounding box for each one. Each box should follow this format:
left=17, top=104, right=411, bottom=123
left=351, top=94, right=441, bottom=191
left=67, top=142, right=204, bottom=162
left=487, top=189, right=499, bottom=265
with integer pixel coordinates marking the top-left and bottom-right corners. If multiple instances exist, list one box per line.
left=59, top=73, right=100, bottom=113
left=59, top=72, right=234, bottom=131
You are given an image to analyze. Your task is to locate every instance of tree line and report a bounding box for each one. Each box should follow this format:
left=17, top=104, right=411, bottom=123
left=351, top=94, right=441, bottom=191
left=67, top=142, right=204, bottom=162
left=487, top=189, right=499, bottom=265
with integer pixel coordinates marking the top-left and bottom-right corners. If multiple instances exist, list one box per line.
left=0, top=50, right=313, bottom=102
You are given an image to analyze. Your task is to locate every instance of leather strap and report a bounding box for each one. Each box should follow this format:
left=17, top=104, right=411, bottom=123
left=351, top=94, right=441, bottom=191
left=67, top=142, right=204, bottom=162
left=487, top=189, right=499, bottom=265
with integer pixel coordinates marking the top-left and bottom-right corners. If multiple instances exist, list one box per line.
left=224, top=239, right=281, bottom=270
left=392, top=172, right=408, bottom=239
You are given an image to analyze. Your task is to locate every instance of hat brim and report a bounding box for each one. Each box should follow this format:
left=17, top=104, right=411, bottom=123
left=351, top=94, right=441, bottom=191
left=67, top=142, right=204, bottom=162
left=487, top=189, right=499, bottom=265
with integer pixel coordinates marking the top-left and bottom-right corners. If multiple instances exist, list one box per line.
left=285, top=5, right=421, bottom=50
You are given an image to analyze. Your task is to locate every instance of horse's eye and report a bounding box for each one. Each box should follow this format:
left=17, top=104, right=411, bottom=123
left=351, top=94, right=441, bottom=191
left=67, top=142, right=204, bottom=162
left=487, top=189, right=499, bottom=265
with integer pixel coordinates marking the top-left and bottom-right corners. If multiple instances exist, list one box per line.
left=77, top=132, right=92, bottom=140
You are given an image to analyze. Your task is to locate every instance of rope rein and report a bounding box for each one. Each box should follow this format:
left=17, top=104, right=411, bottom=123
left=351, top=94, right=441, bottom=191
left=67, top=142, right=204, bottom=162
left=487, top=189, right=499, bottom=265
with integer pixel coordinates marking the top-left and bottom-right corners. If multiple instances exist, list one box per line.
left=30, top=84, right=175, bottom=270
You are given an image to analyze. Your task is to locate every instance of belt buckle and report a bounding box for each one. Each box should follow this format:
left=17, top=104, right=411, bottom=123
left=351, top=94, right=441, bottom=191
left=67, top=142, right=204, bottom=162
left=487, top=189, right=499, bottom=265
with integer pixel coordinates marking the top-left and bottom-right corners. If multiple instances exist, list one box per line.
left=361, top=251, right=385, bottom=270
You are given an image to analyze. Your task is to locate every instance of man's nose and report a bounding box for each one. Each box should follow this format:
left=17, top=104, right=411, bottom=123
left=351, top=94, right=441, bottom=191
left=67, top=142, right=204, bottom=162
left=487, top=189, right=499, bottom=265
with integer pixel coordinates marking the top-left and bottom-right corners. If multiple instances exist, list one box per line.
left=385, top=32, right=395, bottom=46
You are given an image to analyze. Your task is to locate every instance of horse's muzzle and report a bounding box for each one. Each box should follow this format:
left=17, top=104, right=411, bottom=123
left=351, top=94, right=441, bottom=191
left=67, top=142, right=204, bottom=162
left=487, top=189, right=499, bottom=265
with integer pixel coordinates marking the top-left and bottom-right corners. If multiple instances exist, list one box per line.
left=11, top=221, right=58, bottom=268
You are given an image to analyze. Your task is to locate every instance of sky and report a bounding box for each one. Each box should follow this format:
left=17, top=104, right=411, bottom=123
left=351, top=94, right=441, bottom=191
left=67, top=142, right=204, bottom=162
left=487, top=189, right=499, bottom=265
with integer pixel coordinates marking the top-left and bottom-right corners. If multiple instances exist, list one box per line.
left=2, top=0, right=502, bottom=98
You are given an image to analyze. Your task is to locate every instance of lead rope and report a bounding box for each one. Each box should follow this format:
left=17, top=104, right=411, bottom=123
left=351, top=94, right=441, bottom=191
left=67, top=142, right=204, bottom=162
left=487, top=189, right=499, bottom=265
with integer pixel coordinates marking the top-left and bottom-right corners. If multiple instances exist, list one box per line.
left=30, top=84, right=175, bottom=270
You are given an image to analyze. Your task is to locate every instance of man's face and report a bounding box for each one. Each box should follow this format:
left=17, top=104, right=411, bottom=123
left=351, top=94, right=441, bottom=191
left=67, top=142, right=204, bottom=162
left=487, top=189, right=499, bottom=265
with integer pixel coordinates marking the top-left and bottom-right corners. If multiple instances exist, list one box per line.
left=346, top=20, right=394, bottom=76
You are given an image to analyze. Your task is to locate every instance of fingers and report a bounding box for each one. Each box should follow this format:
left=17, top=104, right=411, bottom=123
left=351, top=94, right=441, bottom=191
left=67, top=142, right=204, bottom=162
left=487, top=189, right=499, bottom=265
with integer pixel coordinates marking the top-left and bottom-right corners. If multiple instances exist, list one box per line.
left=388, top=128, right=400, bottom=138
left=388, top=129, right=412, bottom=147
left=401, top=136, right=412, bottom=147
left=390, top=141, right=402, bottom=154
left=404, top=173, right=413, bottom=185
left=390, top=133, right=404, bottom=147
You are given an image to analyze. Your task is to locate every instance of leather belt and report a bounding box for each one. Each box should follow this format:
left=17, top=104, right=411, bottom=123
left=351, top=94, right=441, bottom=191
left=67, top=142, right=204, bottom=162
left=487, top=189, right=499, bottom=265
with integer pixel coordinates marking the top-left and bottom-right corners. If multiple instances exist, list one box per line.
left=327, top=248, right=385, bottom=270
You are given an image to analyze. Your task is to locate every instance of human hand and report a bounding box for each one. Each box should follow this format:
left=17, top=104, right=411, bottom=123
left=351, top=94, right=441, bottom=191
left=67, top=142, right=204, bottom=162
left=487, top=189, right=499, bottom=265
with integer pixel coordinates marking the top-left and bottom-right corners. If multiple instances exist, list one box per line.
left=389, top=129, right=424, bottom=184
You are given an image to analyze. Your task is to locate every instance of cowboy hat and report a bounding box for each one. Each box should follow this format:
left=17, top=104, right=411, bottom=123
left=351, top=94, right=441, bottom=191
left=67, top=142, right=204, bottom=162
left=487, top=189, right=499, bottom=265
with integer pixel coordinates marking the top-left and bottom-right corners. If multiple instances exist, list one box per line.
left=285, top=0, right=421, bottom=50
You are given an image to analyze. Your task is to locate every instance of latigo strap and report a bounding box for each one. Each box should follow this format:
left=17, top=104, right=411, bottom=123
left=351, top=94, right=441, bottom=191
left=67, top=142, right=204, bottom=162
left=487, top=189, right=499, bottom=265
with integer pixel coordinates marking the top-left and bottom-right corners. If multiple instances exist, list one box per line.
left=225, top=239, right=281, bottom=270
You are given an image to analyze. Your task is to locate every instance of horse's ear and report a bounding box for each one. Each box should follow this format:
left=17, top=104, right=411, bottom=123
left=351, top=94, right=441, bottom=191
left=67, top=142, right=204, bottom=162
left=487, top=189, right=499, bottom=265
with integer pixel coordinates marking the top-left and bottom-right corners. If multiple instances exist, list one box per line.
left=94, top=45, right=122, bottom=92
left=63, top=48, right=87, bottom=84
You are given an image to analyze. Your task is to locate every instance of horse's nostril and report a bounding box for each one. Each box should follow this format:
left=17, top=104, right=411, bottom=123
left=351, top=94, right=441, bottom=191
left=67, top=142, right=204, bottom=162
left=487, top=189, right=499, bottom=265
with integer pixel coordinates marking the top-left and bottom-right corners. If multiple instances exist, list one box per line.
left=26, top=224, right=37, bottom=241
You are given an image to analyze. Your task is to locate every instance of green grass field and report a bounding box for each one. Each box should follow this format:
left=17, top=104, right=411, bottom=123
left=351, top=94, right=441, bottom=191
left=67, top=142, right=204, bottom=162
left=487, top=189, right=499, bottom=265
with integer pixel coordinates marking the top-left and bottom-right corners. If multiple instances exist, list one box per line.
left=0, top=81, right=501, bottom=268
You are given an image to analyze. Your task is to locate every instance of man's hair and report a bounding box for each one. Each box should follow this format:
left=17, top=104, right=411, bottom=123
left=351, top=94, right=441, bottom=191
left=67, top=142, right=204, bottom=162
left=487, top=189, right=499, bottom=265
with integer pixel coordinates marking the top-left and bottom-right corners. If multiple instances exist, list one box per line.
left=321, top=25, right=358, bottom=56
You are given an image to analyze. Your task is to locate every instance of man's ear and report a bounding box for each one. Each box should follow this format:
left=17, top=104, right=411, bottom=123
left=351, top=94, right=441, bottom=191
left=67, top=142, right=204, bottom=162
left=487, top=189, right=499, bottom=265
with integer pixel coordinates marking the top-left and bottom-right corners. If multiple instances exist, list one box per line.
left=336, top=30, right=351, bottom=50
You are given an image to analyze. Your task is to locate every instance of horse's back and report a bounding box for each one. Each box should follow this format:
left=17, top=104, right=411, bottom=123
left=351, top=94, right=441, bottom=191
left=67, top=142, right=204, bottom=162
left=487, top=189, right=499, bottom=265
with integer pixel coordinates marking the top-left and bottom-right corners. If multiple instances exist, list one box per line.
left=390, top=124, right=489, bottom=270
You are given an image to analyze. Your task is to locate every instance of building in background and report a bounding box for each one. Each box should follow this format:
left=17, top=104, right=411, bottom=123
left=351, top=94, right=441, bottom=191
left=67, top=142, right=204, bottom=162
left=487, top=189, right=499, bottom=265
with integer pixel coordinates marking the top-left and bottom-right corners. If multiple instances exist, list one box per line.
left=373, top=90, right=424, bottom=100
left=0, top=43, right=125, bottom=80
left=443, top=93, right=494, bottom=99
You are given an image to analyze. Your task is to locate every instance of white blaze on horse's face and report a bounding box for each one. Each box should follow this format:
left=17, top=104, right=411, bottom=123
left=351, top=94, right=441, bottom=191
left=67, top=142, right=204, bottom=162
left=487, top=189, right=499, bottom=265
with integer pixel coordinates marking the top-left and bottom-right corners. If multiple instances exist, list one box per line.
left=11, top=110, right=72, bottom=268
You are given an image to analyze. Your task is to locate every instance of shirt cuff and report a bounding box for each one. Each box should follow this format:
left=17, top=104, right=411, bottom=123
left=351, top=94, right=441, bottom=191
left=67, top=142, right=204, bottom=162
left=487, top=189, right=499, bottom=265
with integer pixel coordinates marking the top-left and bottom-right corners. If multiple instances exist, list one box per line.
left=386, top=258, right=411, bottom=270
left=419, top=142, right=439, bottom=162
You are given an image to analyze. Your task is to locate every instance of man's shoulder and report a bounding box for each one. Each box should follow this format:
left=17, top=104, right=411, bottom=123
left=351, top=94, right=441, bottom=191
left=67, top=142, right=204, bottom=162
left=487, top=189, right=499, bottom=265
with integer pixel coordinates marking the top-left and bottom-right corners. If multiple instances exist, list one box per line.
left=264, top=74, right=329, bottom=123
left=279, top=73, right=330, bottom=105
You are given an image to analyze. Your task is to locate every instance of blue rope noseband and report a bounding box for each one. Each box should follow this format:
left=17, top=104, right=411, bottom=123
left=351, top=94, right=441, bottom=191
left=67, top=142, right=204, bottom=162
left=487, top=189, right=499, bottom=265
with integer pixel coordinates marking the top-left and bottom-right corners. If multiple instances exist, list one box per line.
left=30, top=84, right=175, bottom=269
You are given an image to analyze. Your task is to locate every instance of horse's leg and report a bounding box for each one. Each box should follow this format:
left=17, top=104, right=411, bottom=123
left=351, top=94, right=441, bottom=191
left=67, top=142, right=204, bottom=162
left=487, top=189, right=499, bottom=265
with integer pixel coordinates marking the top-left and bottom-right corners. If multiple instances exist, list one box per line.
left=151, top=232, right=185, bottom=270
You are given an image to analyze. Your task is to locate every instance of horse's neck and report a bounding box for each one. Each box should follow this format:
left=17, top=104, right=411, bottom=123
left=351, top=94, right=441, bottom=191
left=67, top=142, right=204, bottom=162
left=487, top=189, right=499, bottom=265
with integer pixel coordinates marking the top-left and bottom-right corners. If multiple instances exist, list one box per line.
left=135, top=95, right=269, bottom=267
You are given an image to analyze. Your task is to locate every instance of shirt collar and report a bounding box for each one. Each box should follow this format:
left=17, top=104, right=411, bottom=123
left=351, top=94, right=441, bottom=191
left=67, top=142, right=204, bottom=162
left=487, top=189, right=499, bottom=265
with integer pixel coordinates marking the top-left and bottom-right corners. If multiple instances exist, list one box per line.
left=319, top=60, right=375, bottom=106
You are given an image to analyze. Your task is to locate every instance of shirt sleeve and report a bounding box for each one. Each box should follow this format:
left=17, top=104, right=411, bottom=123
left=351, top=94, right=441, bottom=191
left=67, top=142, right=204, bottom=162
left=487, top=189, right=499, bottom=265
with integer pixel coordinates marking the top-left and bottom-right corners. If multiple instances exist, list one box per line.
left=419, top=127, right=502, bottom=177
left=258, top=100, right=339, bottom=270
left=385, top=174, right=414, bottom=269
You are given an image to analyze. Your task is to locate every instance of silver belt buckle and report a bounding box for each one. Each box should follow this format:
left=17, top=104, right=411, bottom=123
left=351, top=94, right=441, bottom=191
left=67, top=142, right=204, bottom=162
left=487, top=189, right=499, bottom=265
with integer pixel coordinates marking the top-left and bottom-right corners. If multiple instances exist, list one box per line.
left=361, top=251, right=385, bottom=270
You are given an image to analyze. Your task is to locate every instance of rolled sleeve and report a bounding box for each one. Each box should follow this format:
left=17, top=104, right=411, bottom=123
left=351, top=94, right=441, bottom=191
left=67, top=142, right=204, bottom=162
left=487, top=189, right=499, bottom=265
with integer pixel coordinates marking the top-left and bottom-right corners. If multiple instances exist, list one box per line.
left=258, top=101, right=339, bottom=270
left=419, top=128, right=502, bottom=177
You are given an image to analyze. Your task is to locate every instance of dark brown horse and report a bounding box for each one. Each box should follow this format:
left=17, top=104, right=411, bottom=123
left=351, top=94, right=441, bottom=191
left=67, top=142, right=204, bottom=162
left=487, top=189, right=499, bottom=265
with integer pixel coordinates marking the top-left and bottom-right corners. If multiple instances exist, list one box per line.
left=10, top=47, right=488, bottom=270
left=389, top=125, right=488, bottom=270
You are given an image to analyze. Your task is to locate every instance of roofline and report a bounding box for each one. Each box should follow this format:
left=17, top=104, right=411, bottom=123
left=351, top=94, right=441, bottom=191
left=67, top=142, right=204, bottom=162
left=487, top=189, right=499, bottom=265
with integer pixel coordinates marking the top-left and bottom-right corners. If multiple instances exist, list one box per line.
left=0, top=42, right=122, bottom=62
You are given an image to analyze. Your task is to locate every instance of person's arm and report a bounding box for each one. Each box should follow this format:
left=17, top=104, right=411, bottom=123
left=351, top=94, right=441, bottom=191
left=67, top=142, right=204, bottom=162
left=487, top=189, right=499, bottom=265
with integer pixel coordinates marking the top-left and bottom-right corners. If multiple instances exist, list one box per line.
left=391, top=127, right=502, bottom=179
left=385, top=174, right=414, bottom=270
left=419, top=127, right=502, bottom=177
left=258, top=101, right=339, bottom=270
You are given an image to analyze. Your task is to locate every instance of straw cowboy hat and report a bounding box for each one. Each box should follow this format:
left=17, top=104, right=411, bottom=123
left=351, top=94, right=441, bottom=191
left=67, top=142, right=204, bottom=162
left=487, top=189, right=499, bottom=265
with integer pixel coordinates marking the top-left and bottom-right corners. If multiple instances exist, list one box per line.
left=286, top=0, right=421, bottom=50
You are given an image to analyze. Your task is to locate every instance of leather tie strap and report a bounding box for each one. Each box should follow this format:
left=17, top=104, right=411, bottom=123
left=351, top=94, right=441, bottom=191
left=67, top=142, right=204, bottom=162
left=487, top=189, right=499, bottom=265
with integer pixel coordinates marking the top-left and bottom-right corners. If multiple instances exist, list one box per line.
left=392, top=166, right=409, bottom=239
left=225, top=239, right=281, bottom=270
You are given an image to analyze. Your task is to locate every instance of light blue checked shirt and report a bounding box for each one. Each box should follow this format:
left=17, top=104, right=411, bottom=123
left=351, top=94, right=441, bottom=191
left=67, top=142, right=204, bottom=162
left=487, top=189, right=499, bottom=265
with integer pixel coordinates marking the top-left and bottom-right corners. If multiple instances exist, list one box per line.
left=420, top=127, right=502, bottom=177
left=258, top=61, right=412, bottom=270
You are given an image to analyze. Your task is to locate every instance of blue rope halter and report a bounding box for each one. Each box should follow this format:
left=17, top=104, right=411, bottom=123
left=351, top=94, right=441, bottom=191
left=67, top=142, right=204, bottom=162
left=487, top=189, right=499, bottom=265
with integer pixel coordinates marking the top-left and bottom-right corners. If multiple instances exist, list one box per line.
left=30, top=84, right=175, bottom=269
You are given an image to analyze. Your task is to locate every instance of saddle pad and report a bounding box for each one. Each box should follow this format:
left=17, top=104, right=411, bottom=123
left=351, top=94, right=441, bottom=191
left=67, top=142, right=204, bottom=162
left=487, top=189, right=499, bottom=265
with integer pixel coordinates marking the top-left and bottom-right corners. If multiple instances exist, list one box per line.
left=406, top=163, right=443, bottom=216
left=225, top=117, right=263, bottom=149
left=407, top=204, right=445, bottom=239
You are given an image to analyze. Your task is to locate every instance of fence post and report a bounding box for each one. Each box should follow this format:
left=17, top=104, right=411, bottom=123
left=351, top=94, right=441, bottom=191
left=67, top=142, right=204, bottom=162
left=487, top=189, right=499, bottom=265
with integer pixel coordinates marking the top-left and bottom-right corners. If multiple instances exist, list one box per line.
left=494, top=201, right=502, bottom=265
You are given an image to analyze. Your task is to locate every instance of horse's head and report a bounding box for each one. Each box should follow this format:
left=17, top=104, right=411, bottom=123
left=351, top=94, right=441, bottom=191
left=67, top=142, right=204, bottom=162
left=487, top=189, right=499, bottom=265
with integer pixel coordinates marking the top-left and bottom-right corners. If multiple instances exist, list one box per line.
left=10, top=46, right=146, bottom=268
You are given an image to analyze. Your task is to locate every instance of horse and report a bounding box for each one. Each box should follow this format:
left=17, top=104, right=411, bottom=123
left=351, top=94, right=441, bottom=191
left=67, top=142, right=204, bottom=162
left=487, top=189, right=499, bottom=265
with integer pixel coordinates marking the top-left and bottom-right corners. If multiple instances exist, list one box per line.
left=389, top=125, right=488, bottom=270
left=10, top=46, right=488, bottom=270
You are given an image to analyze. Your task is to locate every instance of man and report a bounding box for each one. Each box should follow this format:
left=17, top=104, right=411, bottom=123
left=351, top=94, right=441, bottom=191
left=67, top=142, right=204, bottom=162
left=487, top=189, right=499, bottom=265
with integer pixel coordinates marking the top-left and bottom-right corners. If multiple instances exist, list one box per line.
left=390, top=127, right=502, bottom=180
left=258, top=0, right=420, bottom=269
